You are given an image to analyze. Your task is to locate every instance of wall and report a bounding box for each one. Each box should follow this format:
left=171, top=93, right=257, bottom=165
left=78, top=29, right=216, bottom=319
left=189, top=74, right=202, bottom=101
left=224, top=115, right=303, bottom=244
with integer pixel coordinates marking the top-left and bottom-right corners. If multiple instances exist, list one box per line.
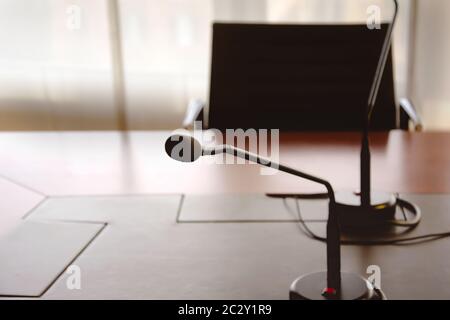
left=413, top=0, right=450, bottom=130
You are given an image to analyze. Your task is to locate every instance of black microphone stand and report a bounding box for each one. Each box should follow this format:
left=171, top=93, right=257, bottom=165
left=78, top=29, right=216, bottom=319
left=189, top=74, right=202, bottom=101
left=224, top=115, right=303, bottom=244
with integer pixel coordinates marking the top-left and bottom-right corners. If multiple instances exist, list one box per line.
left=199, top=142, right=383, bottom=299
left=334, top=0, right=404, bottom=229
left=166, top=134, right=385, bottom=299
left=363, top=0, right=399, bottom=207
left=205, top=145, right=342, bottom=296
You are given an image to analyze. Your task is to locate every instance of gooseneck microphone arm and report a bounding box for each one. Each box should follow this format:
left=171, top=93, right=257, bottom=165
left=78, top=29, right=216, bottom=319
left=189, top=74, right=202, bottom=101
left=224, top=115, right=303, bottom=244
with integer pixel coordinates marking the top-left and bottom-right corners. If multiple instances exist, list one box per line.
left=205, top=145, right=335, bottom=200
left=205, top=144, right=341, bottom=293
left=361, top=0, right=399, bottom=207
left=367, top=0, right=399, bottom=120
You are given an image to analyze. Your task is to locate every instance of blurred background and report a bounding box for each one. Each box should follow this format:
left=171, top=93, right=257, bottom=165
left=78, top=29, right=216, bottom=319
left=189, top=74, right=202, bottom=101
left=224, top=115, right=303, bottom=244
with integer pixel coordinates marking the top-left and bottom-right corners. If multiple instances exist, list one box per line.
left=0, top=0, right=448, bottom=131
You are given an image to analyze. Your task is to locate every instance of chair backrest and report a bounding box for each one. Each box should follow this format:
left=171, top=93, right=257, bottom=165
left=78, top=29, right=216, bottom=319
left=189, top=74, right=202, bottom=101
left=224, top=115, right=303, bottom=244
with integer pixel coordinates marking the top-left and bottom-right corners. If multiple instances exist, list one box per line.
left=208, top=23, right=398, bottom=132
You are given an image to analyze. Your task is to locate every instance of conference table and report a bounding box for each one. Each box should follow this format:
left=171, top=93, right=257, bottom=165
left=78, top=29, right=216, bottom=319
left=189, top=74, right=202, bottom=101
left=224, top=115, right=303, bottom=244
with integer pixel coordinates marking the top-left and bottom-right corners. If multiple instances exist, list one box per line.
left=0, top=130, right=450, bottom=299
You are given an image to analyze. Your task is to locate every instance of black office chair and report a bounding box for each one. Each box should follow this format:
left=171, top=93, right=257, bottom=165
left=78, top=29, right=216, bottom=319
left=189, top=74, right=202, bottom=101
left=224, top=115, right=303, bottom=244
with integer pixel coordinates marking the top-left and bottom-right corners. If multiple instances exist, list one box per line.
left=184, top=23, right=421, bottom=132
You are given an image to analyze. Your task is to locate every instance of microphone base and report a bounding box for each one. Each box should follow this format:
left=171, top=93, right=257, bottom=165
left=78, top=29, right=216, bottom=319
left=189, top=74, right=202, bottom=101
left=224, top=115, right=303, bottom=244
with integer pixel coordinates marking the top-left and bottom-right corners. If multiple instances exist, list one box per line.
left=289, top=272, right=385, bottom=300
left=334, top=191, right=397, bottom=230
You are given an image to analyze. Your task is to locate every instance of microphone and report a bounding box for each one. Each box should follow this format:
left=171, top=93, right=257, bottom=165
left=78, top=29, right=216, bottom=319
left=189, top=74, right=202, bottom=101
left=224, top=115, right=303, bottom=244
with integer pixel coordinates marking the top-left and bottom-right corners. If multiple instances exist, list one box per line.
left=334, top=0, right=421, bottom=232
left=165, top=133, right=203, bottom=163
left=361, top=0, right=399, bottom=208
left=165, top=134, right=383, bottom=300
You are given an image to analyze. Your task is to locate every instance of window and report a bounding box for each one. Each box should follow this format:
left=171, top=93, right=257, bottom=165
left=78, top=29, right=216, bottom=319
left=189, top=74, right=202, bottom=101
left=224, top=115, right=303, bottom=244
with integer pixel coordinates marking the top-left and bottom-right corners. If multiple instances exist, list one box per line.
left=0, top=0, right=446, bottom=130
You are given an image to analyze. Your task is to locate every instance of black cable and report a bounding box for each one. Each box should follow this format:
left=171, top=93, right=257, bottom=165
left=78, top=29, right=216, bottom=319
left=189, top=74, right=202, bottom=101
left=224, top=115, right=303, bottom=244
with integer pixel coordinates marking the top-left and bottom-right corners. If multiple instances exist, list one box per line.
left=287, top=196, right=450, bottom=246
left=397, top=193, right=408, bottom=221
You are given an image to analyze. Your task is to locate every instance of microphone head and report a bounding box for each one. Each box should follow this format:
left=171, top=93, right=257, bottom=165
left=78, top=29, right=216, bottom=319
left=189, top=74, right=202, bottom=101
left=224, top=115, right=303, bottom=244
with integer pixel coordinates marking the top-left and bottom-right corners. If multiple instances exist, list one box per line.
left=165, top=134, right=203, bottom=163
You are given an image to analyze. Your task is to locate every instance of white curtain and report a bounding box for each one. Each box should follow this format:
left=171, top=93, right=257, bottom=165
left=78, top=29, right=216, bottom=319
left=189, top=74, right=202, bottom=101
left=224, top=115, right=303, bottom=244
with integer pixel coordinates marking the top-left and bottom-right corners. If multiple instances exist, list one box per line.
left=118, top=0, right=213, bottom=129
left=0, top=0, right=115, bottom=130
left=0, top=0, right=415, bottom=130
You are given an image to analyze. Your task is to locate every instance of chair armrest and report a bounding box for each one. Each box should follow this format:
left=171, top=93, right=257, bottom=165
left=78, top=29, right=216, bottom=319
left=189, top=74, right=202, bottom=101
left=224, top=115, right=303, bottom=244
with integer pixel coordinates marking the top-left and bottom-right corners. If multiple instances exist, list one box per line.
left=182, top=99, right=205, bottom=129
left=399, top=98, right=423, bottom=131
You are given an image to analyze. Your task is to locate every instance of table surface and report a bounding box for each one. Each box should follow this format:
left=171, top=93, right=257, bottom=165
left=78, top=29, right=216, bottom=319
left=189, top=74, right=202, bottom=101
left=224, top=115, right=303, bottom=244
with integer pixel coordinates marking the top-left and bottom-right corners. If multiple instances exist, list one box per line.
left=0, top=130, right=449, bottom=197
left=1, top=130, right=450, bottom=299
